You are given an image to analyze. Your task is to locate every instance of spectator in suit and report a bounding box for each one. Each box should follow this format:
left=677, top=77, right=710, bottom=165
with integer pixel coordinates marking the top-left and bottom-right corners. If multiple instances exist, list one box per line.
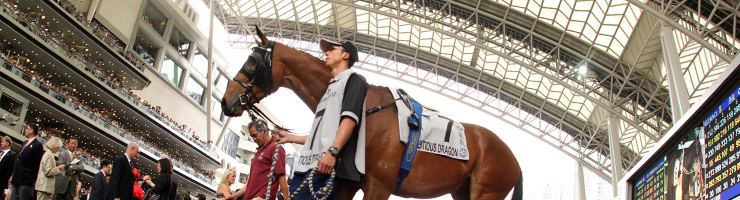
left=9, top=123, right=45, bottom=200
left=54, top=136, right=85, bottom=200
left=90, top=160, right=111, bottom=200
left=0, top=136, right=15, bottom=200
left=105, top=143, right=138, bottom=200
left=35, top=137, right=66, bottom=200
left=143, top=158, right=172, bottom=200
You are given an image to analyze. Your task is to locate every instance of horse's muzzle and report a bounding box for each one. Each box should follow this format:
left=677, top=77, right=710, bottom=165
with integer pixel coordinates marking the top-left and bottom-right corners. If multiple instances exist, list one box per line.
left=221, top=97, right=244, bottom=117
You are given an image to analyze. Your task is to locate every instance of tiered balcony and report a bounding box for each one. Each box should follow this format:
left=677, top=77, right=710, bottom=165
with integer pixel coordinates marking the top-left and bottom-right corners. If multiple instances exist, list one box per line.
left=0, top=1, right=222, bottom=169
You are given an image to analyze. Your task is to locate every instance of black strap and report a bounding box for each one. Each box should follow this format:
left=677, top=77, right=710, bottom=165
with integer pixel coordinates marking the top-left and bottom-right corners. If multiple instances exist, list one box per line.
left=366, top=98, right=402, bottom=116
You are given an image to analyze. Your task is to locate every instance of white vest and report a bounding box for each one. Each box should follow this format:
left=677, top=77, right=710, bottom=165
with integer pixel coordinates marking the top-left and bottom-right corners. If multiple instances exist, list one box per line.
left=295, top=69, right=356, bottom=173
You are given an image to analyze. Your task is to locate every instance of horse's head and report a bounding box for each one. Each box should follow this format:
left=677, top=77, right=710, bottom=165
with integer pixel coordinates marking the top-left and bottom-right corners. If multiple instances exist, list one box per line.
left=221, top=27, right=280, bottom=117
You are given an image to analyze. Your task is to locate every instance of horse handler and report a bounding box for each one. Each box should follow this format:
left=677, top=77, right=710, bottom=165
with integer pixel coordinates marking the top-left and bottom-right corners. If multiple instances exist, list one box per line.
left=275, top=39, right=369, bottom=200
left=230, top=120, right=289, bottom=200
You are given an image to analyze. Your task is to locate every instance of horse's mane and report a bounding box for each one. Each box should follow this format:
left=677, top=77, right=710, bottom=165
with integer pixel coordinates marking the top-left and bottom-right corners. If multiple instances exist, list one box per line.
left=298, top=50, right=325, bottom=63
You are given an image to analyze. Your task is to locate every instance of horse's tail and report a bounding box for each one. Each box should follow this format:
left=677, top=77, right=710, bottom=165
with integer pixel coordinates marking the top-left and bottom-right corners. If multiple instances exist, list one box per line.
left=511, top=170, right=523, bottom=200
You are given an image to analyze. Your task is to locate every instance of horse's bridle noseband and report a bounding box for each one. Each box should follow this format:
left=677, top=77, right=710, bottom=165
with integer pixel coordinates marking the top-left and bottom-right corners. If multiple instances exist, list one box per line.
left=233, top=41, right=276, bottom=107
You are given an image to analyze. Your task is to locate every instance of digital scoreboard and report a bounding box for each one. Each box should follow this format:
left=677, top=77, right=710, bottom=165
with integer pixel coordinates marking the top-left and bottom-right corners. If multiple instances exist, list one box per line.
left=629, top=64, right=740, bottom=200
left=703, top=84, right=740, bottom=199
left=634, top=157, right=666, bottom=200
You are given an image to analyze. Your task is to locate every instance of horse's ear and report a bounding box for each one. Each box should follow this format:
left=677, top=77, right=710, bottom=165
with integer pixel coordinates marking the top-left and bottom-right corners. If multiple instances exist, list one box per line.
left=255, top=25, right=269, bottom=46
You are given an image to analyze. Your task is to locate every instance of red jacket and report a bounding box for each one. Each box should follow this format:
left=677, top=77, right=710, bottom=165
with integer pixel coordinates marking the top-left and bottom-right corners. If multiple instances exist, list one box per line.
left=133, top=185, right=145, bottom=199
left=132, top=168, right=145, bottom=199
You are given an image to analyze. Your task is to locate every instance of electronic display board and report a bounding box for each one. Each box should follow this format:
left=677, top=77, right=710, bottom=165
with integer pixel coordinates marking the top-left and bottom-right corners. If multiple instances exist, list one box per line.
left=631, top=129, right=703, bottom=200
left=703, top=84, right=740, bottom=199
left=629, top=65, right=740, bottom=200
left=634, top=157, right=666, bottom=200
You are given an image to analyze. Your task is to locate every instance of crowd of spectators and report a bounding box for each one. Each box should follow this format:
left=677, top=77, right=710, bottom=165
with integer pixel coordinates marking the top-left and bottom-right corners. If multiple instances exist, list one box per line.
left=1, top=0, right=216, bottom=155
left=1, top=52, right=217, bottom=185
left=52, top=0, right=149, bottom=71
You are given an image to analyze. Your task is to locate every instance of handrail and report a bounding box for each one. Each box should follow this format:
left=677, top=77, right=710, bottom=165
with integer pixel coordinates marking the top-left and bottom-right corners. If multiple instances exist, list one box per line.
left=0, top=50, right=217, bottom=187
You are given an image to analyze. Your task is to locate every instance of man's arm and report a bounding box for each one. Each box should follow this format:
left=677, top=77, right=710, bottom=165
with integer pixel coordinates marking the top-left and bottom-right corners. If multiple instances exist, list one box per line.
left=274, top=130, right=307, bottom=145
left=278, top=174, right=288, bottom=199
left=68, top=152, right=84, bottom=172
left=317, top=118, right=356, bottom=174
left=227, top=184, right=248, bottom=200
left=57, top=149, right=71, bottom=167
left=91, top=174, right=103, bottom=199
left=108, top=158, right=124, bottom=199
left=275, top=145, right=289, bottom=198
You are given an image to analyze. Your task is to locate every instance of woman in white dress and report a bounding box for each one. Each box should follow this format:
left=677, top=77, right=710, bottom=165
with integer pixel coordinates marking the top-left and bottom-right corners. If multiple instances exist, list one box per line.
left=35, top=137, right=65, bottom=200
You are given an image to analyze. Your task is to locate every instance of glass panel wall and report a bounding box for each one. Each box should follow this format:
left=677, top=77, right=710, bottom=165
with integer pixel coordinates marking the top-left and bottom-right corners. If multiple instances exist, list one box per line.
left=214, top=73, right=228, bottom=92
left=211, top=95, right=223, bottom=121
left=143, top=1, right=167, bottom=36
left=169, top=28, right=191, bottom=58
left=133, top=30, right=159, bottom=67
left=185, top=76, right=204, bottom=104
left=191, top=49, right=208, bottom=76
left=160, top=55, right=183, bottom=86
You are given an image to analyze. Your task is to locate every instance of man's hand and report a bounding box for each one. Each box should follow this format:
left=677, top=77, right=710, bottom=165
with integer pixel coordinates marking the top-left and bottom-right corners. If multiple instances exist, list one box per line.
left=273, top=130, right=292, bottom=144
left=317, top=153, right=336, bottom=174
left=73, top=197, right=79, bottom=200
left=114, top=198, right=120, bottom=200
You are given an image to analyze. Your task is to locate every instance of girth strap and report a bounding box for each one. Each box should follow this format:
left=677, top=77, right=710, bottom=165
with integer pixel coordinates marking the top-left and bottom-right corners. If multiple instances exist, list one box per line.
left=396, top=98, right=422, bottom=191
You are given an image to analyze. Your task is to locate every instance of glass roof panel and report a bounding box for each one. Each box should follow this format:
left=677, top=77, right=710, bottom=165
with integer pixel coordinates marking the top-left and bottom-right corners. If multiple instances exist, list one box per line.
left=486, top=0, right=641, bottom=57
left=295, top=0, right=315, bottom=23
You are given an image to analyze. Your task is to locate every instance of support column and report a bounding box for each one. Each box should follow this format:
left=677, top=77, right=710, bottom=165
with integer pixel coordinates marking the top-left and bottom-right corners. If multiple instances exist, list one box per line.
left=609, top=115, right=623, bottom=197
left=660, top=24, right=691, bottom=121
left=206, top=0, right=215, bottom=149
left=578, top=162, right=586, bottom=200
left=86, top=0, right=101, bottom=22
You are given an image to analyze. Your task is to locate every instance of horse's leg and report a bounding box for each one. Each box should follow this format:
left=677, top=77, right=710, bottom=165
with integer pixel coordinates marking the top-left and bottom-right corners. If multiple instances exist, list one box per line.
left=450, top=178, right=471, bottom=200
left=469, top=180, right=513, bottom=200
left=337, top=181, right=360, bottom=199
left=362, top=176, right=393, bottom=200
left=466, top=126, right=521, bottom=200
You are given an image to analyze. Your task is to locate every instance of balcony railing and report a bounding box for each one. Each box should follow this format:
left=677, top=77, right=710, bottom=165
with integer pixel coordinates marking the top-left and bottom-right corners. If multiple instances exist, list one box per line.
left=0, top=56, right=216, bottom=186
left=46, top=0, right=148, bottom=72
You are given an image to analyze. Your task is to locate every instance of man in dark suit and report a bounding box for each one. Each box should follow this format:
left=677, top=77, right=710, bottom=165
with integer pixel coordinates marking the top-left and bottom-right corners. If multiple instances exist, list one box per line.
left=0, top=136, right=16, bottom=200
left=105, top=143, right=139, bottom=200
left=9, top=123, right=45, bottom=200
left=54, top=136, right=85, bottom=200
left=90, top=160, right=111, bottom=200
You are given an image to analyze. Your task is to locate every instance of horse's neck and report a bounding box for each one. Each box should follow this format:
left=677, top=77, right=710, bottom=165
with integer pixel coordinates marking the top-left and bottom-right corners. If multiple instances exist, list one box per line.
left=276, top=44, right=332, bottom=112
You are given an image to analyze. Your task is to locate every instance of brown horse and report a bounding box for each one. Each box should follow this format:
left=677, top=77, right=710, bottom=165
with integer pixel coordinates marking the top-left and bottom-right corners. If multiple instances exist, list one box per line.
left=221, top=28, right=523, bottom=200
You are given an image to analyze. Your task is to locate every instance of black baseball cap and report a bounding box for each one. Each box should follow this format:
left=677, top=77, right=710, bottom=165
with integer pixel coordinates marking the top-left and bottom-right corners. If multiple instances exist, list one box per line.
left=320, top=39, right=358, bottom=68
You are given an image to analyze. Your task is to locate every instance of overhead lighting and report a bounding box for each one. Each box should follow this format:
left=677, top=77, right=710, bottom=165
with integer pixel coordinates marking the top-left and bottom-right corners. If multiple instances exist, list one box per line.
left=578, top=64, right=587, bottom=76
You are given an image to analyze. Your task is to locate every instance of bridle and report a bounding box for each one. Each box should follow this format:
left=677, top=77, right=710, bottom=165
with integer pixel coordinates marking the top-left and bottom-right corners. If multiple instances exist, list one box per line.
left=233, top=41, right=276, bottom=106
left=231, top=41, right=286, bottom=130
